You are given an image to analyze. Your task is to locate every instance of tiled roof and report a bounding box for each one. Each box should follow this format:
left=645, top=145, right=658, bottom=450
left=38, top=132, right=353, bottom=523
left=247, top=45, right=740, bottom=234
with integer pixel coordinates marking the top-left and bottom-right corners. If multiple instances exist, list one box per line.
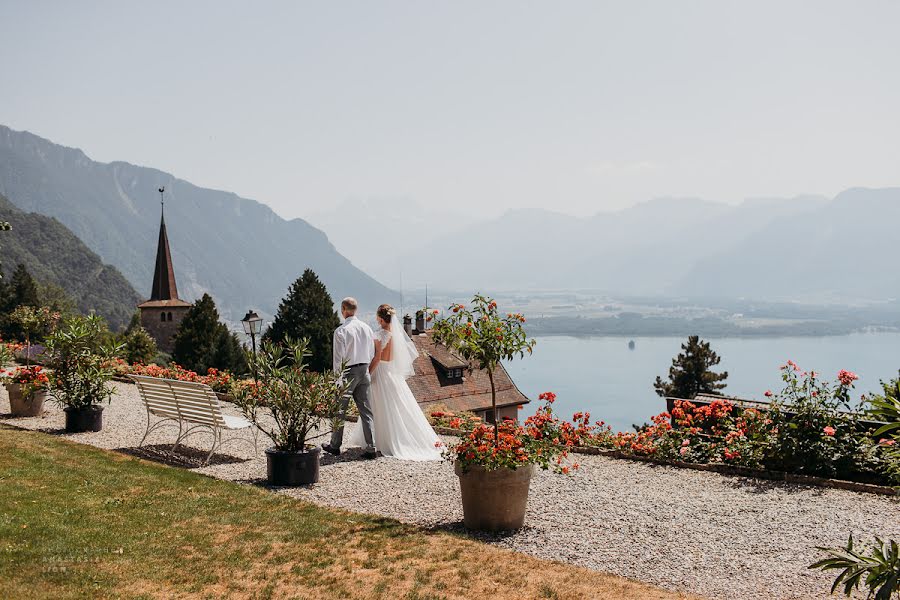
left=407, top=332, right=530, bottom=412
left=137, top=299, right=192, bottom=308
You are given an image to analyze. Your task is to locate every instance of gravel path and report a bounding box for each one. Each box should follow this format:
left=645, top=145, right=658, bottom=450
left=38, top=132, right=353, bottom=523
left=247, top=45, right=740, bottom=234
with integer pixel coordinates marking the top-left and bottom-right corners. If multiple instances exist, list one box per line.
left=3, top=382, right=898, bottom=600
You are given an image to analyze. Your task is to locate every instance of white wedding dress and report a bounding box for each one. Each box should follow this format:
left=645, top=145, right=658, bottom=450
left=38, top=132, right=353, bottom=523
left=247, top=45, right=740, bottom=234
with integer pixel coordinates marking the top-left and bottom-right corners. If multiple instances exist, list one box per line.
left=347, top=319, right=441, bottom=461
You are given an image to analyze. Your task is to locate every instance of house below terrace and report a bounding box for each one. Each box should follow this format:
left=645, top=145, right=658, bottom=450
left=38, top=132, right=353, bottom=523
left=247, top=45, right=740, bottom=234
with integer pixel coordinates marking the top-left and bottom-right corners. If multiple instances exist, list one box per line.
left=403, top=314, right=530, bottom=421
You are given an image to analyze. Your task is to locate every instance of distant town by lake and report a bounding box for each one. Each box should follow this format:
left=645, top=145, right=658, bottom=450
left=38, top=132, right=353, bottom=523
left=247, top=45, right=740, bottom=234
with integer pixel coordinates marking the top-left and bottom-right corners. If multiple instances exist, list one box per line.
left=505, top=332, right=900, bottom=433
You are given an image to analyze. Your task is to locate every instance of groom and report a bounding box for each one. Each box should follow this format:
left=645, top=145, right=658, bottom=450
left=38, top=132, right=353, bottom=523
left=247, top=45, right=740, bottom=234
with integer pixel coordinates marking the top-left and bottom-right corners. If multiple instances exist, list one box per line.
left=322, top=297, right=377, bottom=459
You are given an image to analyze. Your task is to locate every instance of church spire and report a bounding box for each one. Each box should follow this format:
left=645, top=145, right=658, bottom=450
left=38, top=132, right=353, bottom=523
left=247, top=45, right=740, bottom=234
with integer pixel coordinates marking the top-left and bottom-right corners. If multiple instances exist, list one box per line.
left=150, top=186, right=179, bottom=301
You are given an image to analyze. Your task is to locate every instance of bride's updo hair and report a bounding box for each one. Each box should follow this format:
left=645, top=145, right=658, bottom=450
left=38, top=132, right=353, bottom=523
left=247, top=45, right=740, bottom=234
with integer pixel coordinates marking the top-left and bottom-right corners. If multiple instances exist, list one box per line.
left=376, top=304, right=395, bottom=324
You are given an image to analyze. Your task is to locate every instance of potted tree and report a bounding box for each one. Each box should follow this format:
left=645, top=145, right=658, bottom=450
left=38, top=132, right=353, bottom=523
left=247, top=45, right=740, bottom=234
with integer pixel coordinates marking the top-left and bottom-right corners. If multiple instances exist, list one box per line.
left=9, top=305, right=60, bottom=365
left=45, top=315, right=121, bottom=433
left=232, top=337, right=350, bottom=486
left=432, top=295, right=556, bottom=531
left=2, top=365, right=50, bottom=417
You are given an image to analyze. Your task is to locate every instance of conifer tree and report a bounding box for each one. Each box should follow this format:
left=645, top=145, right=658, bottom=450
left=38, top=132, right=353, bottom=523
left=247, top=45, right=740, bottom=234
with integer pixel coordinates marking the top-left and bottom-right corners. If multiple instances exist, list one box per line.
left=8, top=263, right=39, bottom=309
left=120, top=326, right=158, bottom=365
left=654, top=335, right=728, bottom=399
left=210, top=328, right=248, bottom=375
left=172, top=294, right=248, bottom=375
left=263, top=269, right=340, bottom=372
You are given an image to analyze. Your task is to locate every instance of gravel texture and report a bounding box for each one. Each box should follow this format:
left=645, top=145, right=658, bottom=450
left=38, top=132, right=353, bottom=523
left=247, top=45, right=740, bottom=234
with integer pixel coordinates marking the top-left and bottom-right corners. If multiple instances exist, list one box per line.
left=3, top=382, right=899, bottom=600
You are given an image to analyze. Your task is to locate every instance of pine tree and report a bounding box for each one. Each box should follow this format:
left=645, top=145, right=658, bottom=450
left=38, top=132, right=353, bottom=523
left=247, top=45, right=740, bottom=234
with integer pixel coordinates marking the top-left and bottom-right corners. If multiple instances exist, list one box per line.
left=120, top=326, right=159, bottom=364
left=654, top=335, right=728, bottom=399
left=8, top=263, right=39, bottom=309
left=0, top=264, right=40, bottom=339
left=172, top=294, right=248, bottom=375
left=263, top=269, right=340, bottom=372
left=210, top=328, right=248, bottom=376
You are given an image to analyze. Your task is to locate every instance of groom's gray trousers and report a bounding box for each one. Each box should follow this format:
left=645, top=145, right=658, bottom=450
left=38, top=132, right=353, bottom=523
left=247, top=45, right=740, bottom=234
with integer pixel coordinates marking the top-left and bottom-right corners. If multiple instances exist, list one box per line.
left=330, top=363, right=376, bottom=452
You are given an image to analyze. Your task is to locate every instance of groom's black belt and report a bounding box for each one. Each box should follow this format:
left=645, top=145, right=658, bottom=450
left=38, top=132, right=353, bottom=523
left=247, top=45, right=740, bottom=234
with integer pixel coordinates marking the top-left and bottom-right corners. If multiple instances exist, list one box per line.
left=348, top=363, right=367, bottom=368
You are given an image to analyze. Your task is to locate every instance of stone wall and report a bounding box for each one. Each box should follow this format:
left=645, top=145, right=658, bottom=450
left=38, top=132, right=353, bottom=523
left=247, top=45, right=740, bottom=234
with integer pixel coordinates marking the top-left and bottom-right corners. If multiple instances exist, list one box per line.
left=140, top=306, right=189, bottom=354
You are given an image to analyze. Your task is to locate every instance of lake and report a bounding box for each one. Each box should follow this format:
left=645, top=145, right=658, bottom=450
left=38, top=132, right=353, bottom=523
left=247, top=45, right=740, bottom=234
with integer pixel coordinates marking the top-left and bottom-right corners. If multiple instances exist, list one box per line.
left=504, top=333, right=900, bottom=433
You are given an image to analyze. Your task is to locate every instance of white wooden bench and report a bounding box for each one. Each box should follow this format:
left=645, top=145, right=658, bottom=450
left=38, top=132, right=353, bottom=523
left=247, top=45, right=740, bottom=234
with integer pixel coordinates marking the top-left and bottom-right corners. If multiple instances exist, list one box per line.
left=129, top=375, right=257, bottom=464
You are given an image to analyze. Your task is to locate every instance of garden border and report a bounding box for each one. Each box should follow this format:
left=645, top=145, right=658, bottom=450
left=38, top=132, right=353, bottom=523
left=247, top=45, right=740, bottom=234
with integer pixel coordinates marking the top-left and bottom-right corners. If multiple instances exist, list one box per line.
left=111, top=377, right=898, bottom=497
left=432, top=425, right=899, bottom=497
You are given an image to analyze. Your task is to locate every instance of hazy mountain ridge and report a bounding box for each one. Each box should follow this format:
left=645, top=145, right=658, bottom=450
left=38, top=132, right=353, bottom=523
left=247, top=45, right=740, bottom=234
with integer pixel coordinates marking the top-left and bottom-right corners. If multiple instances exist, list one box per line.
left=365, top=190, right=897, bottom=302
left=0, top=193, right=141, bottom=329
left=0, top=125, right=397, bottom=321
left=306, top=197, right=472, bottom=288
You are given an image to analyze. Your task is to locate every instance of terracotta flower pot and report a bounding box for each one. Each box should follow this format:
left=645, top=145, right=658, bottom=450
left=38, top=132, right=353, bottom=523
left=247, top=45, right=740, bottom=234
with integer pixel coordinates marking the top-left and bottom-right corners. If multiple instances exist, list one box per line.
left=455, top=462, right=535, bottom=531
left=5, top=383, right=48, bottom=417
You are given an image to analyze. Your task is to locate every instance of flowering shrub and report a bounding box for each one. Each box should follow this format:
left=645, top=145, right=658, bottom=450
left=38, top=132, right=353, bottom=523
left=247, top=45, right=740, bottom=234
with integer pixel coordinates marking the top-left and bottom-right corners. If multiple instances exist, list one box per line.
left=606, top=362, right=889, bottom=481
left=1, top=365, right=50, bottom=397
left=440, top=392, right=577, bottom=474
left=765, top=362, right=877, bottom=480
left=866, top=373, right=900, bottom=485
left=106, top=358, right=239, bottom=394
left=430, top=409, right=483, bottom=430
left=0, top=340, right=18, bottom=366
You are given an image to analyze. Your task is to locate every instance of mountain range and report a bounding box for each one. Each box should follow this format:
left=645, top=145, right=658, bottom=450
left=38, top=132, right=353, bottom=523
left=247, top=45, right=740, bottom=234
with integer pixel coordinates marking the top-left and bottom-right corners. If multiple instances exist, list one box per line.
left=0, top=193, right=140, bottom=329
left=0, top=125, right=396, bottom=322
left=3, top=123, right=898, bottom=316
left=330, top=190, right=899, bottom=302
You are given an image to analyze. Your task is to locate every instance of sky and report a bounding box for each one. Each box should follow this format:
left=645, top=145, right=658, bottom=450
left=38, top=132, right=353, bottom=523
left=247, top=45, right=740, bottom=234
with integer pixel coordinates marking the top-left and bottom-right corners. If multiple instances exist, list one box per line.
left=2, top=1, right=899, bottom=219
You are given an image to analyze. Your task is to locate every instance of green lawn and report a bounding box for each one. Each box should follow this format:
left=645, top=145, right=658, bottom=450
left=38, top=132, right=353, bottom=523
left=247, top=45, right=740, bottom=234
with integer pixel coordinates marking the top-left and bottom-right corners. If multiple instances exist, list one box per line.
left=0, top=425, right=692, bottom=599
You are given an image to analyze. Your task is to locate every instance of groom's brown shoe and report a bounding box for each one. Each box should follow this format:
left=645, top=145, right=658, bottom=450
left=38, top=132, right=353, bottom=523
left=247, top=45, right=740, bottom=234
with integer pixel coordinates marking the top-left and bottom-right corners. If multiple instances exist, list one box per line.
left=362, top=450, right=377, bottom=460
left=321, top=443, right=341, bottom=456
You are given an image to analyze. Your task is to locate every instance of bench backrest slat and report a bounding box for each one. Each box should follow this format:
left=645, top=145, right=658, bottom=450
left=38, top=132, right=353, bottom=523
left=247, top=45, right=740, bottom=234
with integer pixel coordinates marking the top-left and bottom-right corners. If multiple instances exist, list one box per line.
left=129, top=375, right=226, bottom=427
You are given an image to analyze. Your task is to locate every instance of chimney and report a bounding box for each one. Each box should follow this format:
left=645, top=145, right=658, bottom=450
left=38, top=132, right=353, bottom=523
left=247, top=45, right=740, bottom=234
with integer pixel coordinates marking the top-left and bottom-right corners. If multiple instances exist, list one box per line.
left=415, top=310, right=425, bottom=333
left=403, top=314, right=413, bottom=336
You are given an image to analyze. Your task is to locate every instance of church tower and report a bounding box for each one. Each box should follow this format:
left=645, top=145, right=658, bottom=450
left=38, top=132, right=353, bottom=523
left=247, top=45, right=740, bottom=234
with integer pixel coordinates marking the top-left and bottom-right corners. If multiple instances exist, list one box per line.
left=138, top=187, right=191, bottom=354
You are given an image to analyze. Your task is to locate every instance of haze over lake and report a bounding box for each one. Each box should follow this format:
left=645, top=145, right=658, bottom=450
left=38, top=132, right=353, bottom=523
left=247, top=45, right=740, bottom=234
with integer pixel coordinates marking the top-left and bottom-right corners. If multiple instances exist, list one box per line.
left=506, top=332, right=900, bottom=433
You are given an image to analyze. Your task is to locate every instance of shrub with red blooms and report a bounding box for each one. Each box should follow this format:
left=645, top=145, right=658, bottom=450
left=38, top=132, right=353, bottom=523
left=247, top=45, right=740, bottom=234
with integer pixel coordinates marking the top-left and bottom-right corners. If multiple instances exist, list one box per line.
left=440, top=392, right=578, bottom=474
left=766, top=361, right=881, bottom=480
left=106, top=358, right=238, bottom=394
left=1, top=365, right=50, bottom=397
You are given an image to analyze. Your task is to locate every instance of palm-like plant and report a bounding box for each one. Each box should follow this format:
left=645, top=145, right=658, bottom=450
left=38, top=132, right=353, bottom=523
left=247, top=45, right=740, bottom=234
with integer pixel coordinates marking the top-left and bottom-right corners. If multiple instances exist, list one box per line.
left=45, top=315, right=121, bottom=409
left=232, top=337, right=351, bottom=452
left=810, top=535, right=900, bottom=599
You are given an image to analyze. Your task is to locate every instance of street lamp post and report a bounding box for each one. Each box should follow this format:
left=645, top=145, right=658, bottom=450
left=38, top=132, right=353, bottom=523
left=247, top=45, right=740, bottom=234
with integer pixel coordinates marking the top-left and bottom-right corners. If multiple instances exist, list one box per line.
left=241, top=309, right=264, bottom=381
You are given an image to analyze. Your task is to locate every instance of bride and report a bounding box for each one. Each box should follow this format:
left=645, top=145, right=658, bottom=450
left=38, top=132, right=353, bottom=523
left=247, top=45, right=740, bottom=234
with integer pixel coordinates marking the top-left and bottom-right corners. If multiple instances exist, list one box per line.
left=347, top=304, right=441, bottom=461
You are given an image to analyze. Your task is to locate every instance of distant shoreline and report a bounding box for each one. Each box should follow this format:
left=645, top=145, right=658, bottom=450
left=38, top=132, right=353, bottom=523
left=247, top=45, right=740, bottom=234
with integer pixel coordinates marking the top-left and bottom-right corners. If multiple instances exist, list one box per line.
left=526, top=320, right=900, bottom=339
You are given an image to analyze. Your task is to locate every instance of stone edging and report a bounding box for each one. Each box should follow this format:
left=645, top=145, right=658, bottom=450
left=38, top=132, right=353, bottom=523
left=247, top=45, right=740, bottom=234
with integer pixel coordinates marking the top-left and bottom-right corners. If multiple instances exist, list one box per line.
left=431, top=426, right=898, bottom=497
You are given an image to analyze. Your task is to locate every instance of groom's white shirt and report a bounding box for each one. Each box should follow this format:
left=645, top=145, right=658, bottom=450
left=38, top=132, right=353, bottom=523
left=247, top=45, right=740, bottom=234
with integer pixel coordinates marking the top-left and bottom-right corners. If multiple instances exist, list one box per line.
left=333, top=315, right=375, bottom=372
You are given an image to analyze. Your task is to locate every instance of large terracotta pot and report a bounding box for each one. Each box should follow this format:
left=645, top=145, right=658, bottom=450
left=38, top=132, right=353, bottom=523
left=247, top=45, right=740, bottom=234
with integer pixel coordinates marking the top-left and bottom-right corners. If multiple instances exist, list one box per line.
left=455, top=463, right=535, bottom=531
left=5, top=383, right=47, bottom=417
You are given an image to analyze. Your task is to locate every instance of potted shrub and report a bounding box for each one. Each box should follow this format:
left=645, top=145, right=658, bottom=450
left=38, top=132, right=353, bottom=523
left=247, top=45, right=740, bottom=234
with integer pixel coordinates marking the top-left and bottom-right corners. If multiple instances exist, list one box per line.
left=2, top=365, right=50, bottom=417
left=45, top=315, right=121, bottom=433
left=232, top=337, right=350, bottom=486
left=431, top=295, right=548, bottom=531
left=439, top=392, right=577, bottom=530
left=9, top=305, right=60, bottom=365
